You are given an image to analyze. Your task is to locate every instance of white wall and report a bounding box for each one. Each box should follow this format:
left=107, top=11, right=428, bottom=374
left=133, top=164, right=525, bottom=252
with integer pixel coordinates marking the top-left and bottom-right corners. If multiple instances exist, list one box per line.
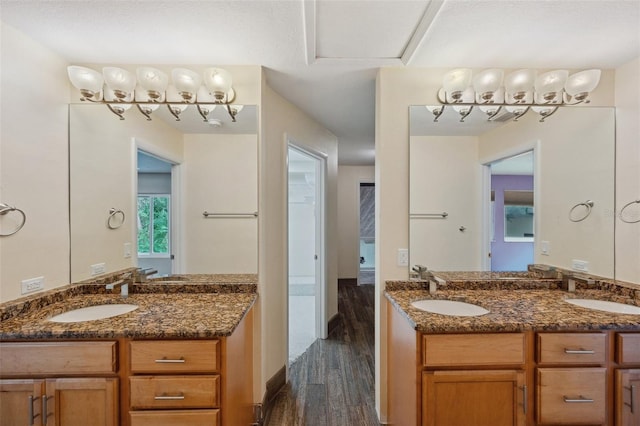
left=375, top=67, right=616, bottom=421
left=410, top=136, right=483, bottom=270
left=615, top=56, right=640, bottom=284
left=260, top=83, right=338, bottom=397
left=337, top=165, right=375, bottom=278
left=182, top=133, right=258, bottom=274
left=0, top=23, right=70, bottom=302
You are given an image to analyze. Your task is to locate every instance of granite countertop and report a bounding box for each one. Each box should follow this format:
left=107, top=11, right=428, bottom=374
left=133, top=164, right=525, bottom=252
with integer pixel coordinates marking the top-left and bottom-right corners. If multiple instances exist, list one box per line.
left=0, top=273, right=258, bottom=340
left=385, top=284, right=640, bottom=334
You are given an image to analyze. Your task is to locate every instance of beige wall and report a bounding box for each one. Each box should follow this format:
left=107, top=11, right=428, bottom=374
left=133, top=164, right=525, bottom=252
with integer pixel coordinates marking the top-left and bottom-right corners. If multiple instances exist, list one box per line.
left=479, top=107, right=615, bottom=278
left=182, top=134, right=258, bottom=273
left=337, top=165, right=375, bottom=279
left=375, top=67, right=616, bottom=420
left=0, top=23, right=70, bottom=302
left=260, top=83, right=338, bottom=397
left=69, top=104, right=184, bottom=282
left=410, top=136, right=483, bottom=270
left=615, top=57, right=640, bottom=284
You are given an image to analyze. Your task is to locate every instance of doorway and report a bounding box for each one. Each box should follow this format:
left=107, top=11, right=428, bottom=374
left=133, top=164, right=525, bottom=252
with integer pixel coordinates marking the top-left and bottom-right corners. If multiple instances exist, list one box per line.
left=136, top=150, right=175, bottom=277
left=487, top=151, right=535, bottom=271
left=359, top=182, right=375, bottom=284
left=287, top=144, right=326, bottom=363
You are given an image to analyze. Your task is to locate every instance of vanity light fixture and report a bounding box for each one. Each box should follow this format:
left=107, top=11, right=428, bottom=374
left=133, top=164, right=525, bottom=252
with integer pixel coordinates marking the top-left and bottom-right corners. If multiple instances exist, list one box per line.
left=436, top=68, right=601, bottom=122
left=67, top=65, right=241, bottom=122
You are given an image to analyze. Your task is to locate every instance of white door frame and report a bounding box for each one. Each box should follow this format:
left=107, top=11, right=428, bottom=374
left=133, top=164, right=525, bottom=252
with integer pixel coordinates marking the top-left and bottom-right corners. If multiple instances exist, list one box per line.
left=479, top=140, right=541, bottom=271
left=132, top=138, right=183, bottom=274
left=287, top=141, right=328, bottom=341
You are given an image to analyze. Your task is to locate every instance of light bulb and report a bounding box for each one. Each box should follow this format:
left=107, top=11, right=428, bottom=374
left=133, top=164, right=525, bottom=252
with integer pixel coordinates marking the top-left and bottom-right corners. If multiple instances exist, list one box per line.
left=103, top=67, right=136, bottom=100
left=565, top=69, right=601, bottom=102
left=136, top=67, right=168, bottom=101
left=67, top=66, right=104, bottom=100
left=535, top=70, right=568, bottom=103
left=172, top=68, right=201, bottom=102
left=203, top=68, right=233, bottom=101
left=472, top=69, right=503, bottom=102
left=442, top=68, right=472, bottom=102
left=504, top=69, right=536, bottom=103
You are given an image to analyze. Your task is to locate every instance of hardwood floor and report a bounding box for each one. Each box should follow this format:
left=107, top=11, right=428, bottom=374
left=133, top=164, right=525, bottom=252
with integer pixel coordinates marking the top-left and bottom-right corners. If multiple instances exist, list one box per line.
left=266, top=280, right=379, bottom=425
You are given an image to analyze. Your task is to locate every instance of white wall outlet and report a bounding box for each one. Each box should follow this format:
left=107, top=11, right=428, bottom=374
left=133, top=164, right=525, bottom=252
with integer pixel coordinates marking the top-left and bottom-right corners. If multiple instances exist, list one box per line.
left=91, top=262, right=106, bottom=276
left=21, top=276, right=44, bottom=295
left=124, top=243, right=132, bottom=259
left=541, top=241, right=550, bottom=256
left=397, top=248, right=409, bottom=266
left=572, top=259, right=589, bottom=272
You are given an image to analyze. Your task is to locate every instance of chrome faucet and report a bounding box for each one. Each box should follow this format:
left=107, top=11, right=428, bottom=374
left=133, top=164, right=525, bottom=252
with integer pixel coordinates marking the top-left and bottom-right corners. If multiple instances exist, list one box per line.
left=135, top=267, right=158, bottom=283
left=412, top=265, right=431, bottom=280
left=105, top=280, right=129, bottom=298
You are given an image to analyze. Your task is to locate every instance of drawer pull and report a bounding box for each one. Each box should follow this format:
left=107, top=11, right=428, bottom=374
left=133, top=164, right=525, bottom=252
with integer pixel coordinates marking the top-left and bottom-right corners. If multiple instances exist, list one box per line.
left=521, top=385, right=527, bottom=414
left=625, top=385, right=636, bottom=413
left=154, top=357, right=185, bottom=363
left=563, top=395, right=594, bottom=403
left=42, top=395, right=52, bottom=426
left=154, top=393, right=185, bottom=400
left=564, top=348, right=595, bottom=355
left=28, top=395, right=40, bottom=426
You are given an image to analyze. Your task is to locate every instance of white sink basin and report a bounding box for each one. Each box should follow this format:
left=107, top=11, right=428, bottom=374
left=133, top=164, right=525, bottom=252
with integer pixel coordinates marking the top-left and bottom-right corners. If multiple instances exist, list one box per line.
left=49, top=304, right=139, bottom=323
left=564, top=299, right=640, bottom=314
left=411, top=300, right=489, bottom=317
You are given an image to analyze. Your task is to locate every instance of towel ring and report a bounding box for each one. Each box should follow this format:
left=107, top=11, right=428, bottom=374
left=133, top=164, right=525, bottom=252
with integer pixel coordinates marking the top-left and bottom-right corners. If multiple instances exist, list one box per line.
left=0, top=203, right=26, bottom=237
left=569, top=200, right=594, bottom=223
left=107, top=208, right=125, bottom=229
left=620, top=199, right=640, bottom=224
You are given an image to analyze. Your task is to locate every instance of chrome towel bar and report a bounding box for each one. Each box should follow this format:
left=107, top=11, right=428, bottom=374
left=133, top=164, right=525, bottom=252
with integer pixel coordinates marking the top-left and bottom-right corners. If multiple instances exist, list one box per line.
left=410, top=212, right=448, bottom=219
left=203, top=211, right=258, bottom=218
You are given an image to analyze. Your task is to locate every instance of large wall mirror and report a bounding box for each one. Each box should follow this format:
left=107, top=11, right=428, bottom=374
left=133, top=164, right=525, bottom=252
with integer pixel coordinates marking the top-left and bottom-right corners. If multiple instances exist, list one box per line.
left=409, top=105, right=615, bottom=278
left=70, top=103, right=258, bottom=282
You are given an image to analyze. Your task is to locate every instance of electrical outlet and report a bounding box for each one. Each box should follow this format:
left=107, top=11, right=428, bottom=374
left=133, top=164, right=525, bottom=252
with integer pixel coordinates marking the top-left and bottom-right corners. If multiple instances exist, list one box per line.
left=397, top=248, right=409, bottom=266
left=541, top=241, right=550, bottom=256
left=21, top=276, right=44, bottom=295
left=124, top=243, right=132, bottom=259
left=91, top=263, right=106, bottom=276
left=572, top=259, right=589, bottom=272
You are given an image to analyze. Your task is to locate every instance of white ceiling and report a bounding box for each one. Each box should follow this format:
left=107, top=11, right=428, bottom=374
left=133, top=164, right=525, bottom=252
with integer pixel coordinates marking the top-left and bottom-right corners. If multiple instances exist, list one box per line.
left=1, top=0, right=639, bottom=165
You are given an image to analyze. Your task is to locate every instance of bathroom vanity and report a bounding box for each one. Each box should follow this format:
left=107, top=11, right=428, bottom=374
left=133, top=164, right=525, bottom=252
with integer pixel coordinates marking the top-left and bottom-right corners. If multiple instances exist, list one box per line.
left=386, top=274, right=640, bottom=426
left=0, top=274, right=257, bottom=426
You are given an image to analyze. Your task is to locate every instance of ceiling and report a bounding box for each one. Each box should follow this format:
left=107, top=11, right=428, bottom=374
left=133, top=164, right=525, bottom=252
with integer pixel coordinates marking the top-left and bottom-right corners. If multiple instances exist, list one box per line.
left=1, top=0, right=639, bottom=165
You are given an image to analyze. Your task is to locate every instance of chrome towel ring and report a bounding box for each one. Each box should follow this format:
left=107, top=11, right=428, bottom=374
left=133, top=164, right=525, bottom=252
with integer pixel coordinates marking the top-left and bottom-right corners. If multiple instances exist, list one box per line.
left=107, top=208, right=125, bottom=229
left=0, top=203, right=26, bottom=237
left=569, top=200, right=594, bottom=222
left=620, top=199, right=640, bottom=224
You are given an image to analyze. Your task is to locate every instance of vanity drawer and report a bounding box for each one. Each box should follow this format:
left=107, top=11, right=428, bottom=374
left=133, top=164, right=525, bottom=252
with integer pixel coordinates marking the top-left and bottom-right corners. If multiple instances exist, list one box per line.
left=130, top=375, right=220, bottom=409
left=537, top=333, right=606, bottom=364
left=536, top=368, right=606, bottom=425
left=422, top=333, right=525, bottom=367
left=0, top=341, right=117, bottom=376
left=616, top=333, right=640, bottom=364
left=130, top=340, right=219, bottom=373
left=130, top=409, right=220, bottom=426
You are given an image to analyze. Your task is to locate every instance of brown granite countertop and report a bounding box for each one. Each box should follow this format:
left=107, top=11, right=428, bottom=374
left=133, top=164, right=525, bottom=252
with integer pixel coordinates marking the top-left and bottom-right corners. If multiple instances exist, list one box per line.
left=385, top=287, right=640, bottom=334
left=0, top=272, right=258, bottom=340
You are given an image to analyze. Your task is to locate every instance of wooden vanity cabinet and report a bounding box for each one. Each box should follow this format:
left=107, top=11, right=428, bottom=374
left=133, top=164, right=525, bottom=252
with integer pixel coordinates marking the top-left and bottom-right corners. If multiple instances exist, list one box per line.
left=536, top=333, right=607, bottom=425
left=128, top=340, right=221, bottom=425
left=615, top=333, right=640, bottom=426
left=0, top=342, right=119, bottom=426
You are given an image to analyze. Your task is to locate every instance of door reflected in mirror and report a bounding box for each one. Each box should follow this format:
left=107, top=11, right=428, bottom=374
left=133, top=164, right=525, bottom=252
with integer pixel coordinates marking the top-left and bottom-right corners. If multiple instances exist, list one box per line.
left=409, top=105, right=615, bottom=278
left=69, top=103, right=258, bottom=282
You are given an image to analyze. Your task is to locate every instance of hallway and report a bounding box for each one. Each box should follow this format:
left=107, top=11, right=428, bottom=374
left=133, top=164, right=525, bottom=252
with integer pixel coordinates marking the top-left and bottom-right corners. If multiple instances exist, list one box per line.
left=267, top=281, right=379, bottom=425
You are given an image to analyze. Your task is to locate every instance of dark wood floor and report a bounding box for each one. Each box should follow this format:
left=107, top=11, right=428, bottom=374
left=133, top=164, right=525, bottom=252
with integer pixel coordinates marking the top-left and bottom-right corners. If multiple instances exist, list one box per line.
left=266, top=281, right=379, bottom=425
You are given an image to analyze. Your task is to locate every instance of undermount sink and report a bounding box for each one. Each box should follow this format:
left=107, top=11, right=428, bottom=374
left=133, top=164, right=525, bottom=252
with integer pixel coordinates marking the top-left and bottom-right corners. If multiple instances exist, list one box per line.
left=564, top=299, right=640, bottom=315
left=49, top=304, right=139, bottom=323
left=411, top=300, right=489, bottom=317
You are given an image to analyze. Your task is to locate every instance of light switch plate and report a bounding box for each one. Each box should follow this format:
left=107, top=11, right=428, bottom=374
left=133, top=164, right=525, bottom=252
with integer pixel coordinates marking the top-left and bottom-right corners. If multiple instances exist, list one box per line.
left=91, top=263, right=106, bottom=276
left=124, top=243, right=132, bottom=259
left=397, top=248, right=409, bottom=266
left=572, top=259, right=589, bottom=272
left=21, top=276, right=44, bottom=294
left=541, top=241, right=550, bottom=256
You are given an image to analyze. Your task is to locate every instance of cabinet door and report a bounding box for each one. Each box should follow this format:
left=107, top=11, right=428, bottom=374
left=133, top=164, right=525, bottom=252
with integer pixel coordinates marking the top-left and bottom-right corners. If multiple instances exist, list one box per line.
left=422, top=370, right=526, bottom=426
left=616, top=369, right=640, bottom=426
left=44, top=378, right=118, bottom=426
left=0, top=379, right=44, bottom=426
